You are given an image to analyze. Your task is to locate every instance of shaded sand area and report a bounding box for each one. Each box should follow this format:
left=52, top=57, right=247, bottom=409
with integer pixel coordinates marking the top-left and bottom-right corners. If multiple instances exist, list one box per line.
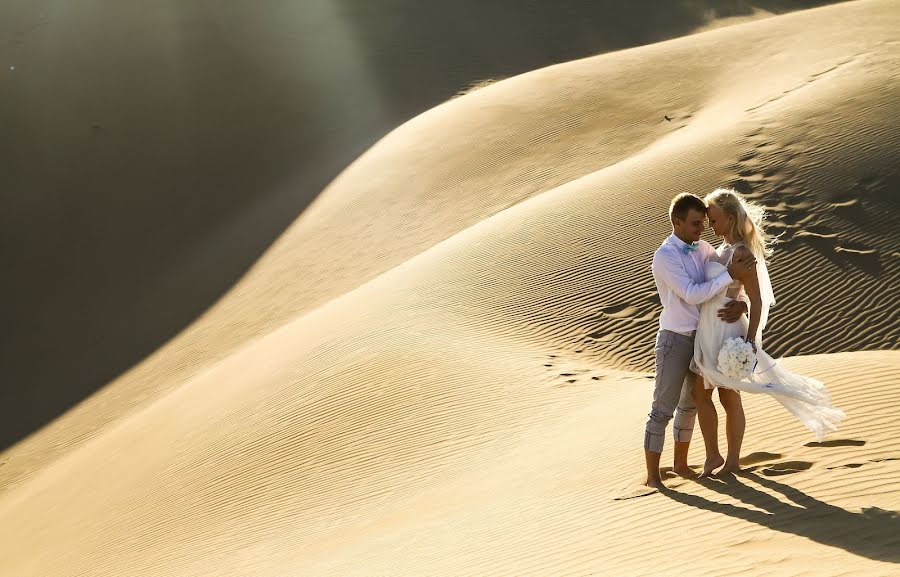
left=2, top=1, right=899, bottom=575
left=1, top=0, right=830, bottom=451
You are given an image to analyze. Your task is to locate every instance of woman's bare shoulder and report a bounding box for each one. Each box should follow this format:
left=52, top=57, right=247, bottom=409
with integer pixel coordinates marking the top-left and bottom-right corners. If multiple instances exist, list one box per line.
left=733, top=244, right=755, bottom=259
left=731, top=244, right=759, bottom=283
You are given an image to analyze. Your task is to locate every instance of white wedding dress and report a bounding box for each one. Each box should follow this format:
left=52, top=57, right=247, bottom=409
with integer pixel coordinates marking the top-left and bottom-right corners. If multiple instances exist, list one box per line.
left=690, top=242, right=845, bottom=441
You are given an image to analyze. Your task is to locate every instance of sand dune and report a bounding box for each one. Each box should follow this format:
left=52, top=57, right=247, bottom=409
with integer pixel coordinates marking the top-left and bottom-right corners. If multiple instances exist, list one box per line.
left=1, top=0, right=899, bottom=575
left=2, top=0, right=834, bottom=452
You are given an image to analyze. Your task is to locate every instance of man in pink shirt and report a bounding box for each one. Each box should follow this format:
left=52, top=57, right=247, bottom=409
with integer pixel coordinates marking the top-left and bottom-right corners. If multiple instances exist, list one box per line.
left=643, top=193, right=754, bottom=489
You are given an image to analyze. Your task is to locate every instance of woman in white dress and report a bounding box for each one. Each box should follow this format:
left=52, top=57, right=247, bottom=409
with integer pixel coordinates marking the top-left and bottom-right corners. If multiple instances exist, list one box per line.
left=690, top=188, right=845, bottom=476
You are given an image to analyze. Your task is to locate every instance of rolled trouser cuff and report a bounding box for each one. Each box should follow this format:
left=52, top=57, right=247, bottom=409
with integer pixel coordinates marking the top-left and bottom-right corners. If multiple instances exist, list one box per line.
left=644, top=428, right=664, bottom=453
left=673, top=405, right=696, bottom=443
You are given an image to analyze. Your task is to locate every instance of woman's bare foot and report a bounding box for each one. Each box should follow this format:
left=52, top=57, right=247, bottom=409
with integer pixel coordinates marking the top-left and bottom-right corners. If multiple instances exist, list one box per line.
left=716, top=462, right=741, bottom=476
left=701, top=454, right=725, bottom=477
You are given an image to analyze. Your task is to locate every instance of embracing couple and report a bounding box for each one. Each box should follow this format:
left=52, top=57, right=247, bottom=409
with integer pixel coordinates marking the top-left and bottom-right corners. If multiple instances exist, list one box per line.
left=643, top=188, right=845, bottom=489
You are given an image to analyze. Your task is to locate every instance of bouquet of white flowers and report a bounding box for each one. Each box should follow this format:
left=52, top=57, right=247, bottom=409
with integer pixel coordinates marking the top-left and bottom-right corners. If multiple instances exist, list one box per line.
left=717, top=337, right=756, bottom=380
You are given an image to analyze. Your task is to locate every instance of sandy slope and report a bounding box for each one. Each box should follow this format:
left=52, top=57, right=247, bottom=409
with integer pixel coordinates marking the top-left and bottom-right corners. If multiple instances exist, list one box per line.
left=0, top=0, right=815, bottom=452
left=1, top=0, right=899, bottom=575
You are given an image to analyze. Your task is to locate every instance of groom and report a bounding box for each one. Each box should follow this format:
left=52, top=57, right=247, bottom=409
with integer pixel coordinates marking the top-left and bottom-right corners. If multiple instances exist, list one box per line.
left=643, top=193, right=754, bottom=489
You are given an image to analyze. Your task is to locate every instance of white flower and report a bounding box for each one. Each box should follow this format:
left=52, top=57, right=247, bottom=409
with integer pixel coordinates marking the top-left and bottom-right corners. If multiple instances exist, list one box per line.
left=717, top=337, right=756, bottom=380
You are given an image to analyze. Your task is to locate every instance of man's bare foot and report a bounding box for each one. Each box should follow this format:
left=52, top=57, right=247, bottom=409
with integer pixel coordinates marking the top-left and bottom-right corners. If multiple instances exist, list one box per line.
left=673, top=465, right=699, bottom=479
left=701, top=455, right=725, bottom=477
left=643, top=477, right=666, bottom=490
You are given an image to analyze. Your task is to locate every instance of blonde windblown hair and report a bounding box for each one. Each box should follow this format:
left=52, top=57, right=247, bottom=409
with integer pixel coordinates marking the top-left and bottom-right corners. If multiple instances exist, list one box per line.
left=704, top=188, right=776, bottom=259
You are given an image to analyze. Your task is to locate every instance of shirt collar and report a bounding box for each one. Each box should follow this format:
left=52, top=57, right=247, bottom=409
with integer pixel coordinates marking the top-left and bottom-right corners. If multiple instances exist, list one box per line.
left=667, top=233, right=693, bottom=251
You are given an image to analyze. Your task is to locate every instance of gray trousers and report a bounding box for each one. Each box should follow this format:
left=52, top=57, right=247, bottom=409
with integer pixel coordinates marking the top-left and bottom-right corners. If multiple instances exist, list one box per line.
left=644, top=329, right=698, bottom=453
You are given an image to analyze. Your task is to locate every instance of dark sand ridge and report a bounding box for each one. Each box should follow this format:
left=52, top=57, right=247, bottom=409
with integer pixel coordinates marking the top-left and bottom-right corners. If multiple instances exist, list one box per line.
left=0, top=0, right=844, bottom=450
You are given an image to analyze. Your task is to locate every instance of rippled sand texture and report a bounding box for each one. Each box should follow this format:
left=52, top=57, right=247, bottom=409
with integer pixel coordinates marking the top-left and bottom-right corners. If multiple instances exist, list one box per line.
left=1, top=1, right=899, bottom=575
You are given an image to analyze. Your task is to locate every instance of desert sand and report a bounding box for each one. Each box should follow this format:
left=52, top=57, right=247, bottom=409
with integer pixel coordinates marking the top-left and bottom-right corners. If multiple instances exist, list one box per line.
left=2, top=0, right=899, bottom=575
left=0, top=0, right=794, bottom=451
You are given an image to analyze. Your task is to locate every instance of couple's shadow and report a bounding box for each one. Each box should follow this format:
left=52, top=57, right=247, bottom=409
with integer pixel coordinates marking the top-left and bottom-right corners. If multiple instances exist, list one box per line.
left=664, top=470, right=900, bottom=563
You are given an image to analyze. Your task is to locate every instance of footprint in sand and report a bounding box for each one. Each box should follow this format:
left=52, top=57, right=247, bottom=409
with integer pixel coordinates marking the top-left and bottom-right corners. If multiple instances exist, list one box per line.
left=737, top=169, right=767, bottom=182
left=554, top=366, right=602, bottom=386
left=552, top=379, right=577, bottom=388
left=744, top=56, right=860, bottom=113
left=738, top=149, right=758, bottom=162
left=855, top=175, right=884, bottom=193
left=588, top=331, right=621, bottom=343
left=829, top=197, right=869, bottom=224
left=600, top=304, right=639, bottom=319
left=614, top=470, right=695, bottom=501
left=613, top=485, right=660, bottom=501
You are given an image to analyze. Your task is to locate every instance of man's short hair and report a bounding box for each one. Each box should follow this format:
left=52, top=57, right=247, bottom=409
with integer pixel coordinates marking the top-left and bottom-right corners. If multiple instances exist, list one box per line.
left=669, top=193, right=707, bottom=223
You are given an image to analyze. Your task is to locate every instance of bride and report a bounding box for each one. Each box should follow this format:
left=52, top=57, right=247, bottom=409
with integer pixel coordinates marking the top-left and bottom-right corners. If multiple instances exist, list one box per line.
left=690, top=188, right=845, bottom=476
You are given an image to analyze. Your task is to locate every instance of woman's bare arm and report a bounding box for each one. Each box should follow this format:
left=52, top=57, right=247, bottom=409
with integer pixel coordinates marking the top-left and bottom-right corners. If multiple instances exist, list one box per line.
left=731, top=246, right=763, bottom=348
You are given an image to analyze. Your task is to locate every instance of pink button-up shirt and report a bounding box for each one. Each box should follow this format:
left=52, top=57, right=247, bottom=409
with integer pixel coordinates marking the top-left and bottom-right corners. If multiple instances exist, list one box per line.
left=652, top=234, right=734, bottom=333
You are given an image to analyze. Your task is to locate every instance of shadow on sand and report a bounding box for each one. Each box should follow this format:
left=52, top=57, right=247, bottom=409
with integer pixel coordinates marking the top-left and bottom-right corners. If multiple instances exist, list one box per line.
left=664, top=471, right=900, bottom=563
